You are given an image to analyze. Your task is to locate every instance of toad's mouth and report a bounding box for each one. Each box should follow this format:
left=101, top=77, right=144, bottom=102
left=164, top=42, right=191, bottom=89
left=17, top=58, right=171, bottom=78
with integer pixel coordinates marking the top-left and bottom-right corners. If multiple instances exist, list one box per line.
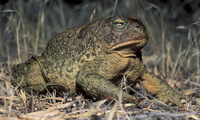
left=109, top=36, right=147, bottom=50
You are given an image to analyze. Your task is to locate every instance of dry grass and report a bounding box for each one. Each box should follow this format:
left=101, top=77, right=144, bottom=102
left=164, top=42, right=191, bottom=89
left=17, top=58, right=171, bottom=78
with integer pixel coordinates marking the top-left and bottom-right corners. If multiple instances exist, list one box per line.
left=0, top=0, right=199, bottom=119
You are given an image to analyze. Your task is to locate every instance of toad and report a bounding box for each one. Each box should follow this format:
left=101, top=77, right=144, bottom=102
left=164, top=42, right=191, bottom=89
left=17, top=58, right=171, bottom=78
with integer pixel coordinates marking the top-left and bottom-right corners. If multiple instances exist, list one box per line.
left=12, top=16, right=185, bottom=108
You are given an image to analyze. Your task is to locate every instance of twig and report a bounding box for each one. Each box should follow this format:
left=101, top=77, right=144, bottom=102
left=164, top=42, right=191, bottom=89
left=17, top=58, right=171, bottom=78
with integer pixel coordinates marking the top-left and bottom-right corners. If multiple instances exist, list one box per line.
left=131, top=112, right=198, bottom=119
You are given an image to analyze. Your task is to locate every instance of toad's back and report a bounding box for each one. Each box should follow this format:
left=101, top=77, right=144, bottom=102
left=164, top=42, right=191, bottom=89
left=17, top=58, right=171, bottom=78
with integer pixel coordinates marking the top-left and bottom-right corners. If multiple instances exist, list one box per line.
left=12, top=18, right=108, bottom=92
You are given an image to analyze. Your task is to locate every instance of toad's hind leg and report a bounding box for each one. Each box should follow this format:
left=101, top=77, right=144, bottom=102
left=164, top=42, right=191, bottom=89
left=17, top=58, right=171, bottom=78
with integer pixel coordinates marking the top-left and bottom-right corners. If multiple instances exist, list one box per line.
left=11, top=57, right=46, bottom=92
left=140, top=72, right=185, bottom=108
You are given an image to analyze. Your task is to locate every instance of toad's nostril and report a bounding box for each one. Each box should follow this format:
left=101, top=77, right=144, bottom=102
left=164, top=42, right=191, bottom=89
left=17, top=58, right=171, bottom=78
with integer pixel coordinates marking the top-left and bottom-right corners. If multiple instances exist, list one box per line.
left=135, top=25, right=140, bottom=28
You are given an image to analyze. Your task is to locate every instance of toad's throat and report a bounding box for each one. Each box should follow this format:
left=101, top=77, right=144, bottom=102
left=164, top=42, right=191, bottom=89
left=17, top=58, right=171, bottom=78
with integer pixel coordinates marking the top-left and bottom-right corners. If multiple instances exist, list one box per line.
left=110, top=38, right=146, bottom=50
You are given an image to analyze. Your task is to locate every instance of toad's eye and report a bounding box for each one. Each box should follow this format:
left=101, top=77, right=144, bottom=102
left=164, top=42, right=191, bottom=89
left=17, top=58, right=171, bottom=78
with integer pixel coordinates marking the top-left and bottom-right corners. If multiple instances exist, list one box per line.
left=112, top=18, right=127, bottom=31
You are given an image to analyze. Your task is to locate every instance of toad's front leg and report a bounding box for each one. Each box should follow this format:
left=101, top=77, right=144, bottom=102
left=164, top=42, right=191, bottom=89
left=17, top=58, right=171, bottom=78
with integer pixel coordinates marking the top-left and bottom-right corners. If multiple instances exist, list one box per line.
left=76, top=54, right=140, bottom=103
left=77, top=73, right=140, bottom=103
left=140, top=72, right=185, bottom=109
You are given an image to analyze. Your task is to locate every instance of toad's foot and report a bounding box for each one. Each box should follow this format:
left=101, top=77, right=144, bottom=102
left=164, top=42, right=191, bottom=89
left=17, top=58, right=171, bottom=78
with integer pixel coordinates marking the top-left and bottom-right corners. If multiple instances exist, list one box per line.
left=156, top=87, right=186, bottom=110
left=140, top=72, right=186, bottom=110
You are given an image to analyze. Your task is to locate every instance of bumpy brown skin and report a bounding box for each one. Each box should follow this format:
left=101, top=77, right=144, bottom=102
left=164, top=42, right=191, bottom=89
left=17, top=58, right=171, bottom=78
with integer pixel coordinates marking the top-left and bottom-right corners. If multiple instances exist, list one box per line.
left=12, top=16, right=185, bottom=108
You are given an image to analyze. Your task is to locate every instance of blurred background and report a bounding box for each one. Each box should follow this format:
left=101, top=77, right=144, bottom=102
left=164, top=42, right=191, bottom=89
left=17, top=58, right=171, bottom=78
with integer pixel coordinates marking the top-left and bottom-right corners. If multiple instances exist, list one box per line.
left=0, top=0, right=199, bottom=91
